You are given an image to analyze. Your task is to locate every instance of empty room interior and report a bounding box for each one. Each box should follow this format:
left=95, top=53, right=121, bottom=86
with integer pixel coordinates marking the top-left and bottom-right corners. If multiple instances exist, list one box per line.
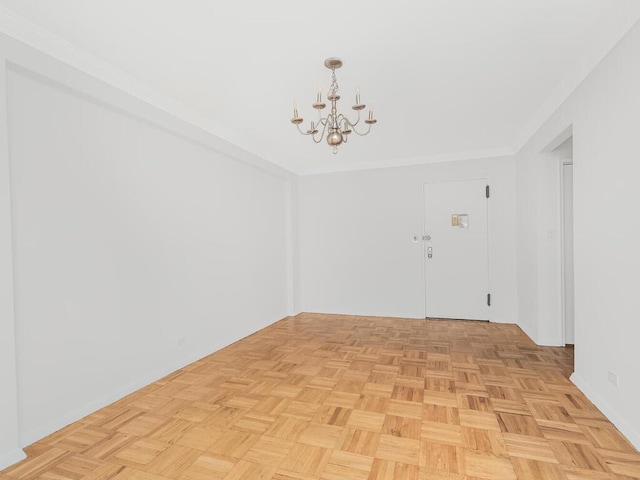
left=1, top=1, right=640, bottom=479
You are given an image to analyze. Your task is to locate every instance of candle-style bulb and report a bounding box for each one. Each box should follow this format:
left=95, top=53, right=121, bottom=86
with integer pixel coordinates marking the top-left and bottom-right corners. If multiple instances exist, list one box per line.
left=355, top=86, right=361, bottom=105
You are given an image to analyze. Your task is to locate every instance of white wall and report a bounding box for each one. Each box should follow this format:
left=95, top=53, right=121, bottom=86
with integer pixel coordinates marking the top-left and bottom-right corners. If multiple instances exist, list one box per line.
left=0, top=33, right=293, bottom=467
left=515, top=19, right=640, bottom=448
left=297, top=157, right=518, bottom=322
left=0, top=45, right=24, bottom=469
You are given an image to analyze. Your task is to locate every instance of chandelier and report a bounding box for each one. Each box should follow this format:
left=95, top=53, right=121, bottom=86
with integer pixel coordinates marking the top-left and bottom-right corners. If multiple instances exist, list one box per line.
left=291, top=57, right=377, bottom=154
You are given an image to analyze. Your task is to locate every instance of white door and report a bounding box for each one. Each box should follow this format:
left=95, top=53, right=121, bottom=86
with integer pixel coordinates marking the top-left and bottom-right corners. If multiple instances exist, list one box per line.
left=563, top=163, right=575, bottom=344
left=424, top=179, right=489, bottom=320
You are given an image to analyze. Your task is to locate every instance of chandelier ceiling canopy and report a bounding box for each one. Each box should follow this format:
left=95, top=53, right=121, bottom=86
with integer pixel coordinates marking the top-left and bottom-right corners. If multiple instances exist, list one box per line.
left=291, top=57, right=377, bottom=154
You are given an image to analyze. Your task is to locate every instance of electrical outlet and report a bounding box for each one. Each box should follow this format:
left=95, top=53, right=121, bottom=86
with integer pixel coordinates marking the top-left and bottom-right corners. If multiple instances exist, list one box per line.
left=608, top=371, right=619, bottom=387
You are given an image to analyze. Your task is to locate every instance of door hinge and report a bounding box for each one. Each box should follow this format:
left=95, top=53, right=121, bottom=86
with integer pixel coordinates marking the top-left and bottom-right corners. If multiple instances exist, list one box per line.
left=487, top=293, right=491, bottom=306
left=485, top=185, right=490, bottom=198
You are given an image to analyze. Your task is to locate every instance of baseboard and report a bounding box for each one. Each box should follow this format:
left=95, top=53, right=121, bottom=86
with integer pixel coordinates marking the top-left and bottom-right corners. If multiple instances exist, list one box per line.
left=0, top=448, right=26, bottom=471
left=19, top=315, right=286, bottom=447
left=570, top=372, right=640, bottom=450
left=19, top=359, right=190, bottom=447
left=19, top=340, right=236, bottom=446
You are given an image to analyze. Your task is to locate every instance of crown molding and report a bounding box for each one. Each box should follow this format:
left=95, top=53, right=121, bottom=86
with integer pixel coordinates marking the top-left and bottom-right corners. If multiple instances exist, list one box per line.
left=0, top=6, right=294, bottom=178
left=0, top=6, right=186, bottom=121
left=0, top=8, right=518, bottom=179
left=3, top=6, right=638, bottom=176
left=0, top=13, right=518, bottom=179
left=294, top=147, right=515, bottom=176
left=510, top=13, right=640, bottom=154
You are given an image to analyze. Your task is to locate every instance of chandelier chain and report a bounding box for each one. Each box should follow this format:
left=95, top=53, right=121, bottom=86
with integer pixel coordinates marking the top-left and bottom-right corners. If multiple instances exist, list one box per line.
left=329, top=68, right=339, bottom=97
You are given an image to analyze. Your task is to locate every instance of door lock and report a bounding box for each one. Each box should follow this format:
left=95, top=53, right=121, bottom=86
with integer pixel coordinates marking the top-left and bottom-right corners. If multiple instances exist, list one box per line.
left=427, top=246, right=433, bottom=258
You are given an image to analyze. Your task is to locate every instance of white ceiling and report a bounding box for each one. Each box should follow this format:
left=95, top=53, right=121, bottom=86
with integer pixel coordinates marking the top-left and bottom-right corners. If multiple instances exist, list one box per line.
left=1, top=1, right=639, bottom=174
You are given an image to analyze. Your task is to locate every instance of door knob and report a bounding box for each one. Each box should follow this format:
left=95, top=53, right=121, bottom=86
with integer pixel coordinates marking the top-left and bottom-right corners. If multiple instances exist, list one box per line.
left=427, top=246, right=433, bottom=258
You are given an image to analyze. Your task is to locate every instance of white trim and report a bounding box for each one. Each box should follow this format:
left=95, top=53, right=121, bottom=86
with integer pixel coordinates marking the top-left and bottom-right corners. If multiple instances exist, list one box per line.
left=297, top=148, right=514, bottom=176
left=5, top=60, right=292, bottom=180
left=0, top=8, right=292, bottom=179
left=18, top=350, right=197, bottom=446
left=421, top=184, right=427, bottom=319
left=0, top=45, right=23, bottom=475
left=0, top=448, right=26, bottom=470
left=539, top=127, right=574, bottom=347
left=559, top=160, right=574, bottom=347
left=559, top=160, right=567, bottom=347
left=511, top=14, right=640, bottom=155
left=542, top=125, right=574, bottom=154
left=18, top=312, right=281, bottom=447
left=0, top=8, right=207, bottom=134
left=486, top=181, right=491, bottom=323
left=570, top=372, right=640, bottom=450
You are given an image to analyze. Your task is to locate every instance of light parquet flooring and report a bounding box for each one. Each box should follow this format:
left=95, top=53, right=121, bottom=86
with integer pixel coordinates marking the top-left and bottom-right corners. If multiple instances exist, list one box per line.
left=3, top=313, right=640, bottom=480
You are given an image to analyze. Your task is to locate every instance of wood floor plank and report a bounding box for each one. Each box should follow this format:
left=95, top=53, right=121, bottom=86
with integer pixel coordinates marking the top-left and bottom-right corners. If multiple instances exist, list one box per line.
left=2, top=313, right=637, bottom=480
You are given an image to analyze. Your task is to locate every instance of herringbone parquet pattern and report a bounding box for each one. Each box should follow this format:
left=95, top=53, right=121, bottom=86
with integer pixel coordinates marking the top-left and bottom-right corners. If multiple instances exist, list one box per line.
left=2, top=313, right=640, bottom=480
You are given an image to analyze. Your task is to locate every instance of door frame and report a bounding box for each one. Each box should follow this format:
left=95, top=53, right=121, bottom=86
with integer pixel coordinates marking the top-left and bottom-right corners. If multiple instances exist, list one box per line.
left=543, top=125, right=573, bottom=347
left=422, top=177, right=491, bottom=320
left=559, top=160, right=574, bottom=346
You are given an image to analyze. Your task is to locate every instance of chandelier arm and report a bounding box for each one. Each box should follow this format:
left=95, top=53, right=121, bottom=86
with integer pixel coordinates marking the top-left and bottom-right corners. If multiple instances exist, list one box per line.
left=311, top=120, right=329, bottom=143
left=349, top=109, right=362, bottom=127
left=295, top=124, right=313, bottom=136
left=347, top=123, right=373, bottom=137
left=339, top=109, right=361, bottom=128
left=296, top=119, right=329, bottom=142
left=339, top=117, right=356, bottom=132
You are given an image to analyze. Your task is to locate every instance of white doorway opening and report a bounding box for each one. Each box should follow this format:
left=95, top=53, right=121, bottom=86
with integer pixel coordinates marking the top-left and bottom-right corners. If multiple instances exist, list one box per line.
left=552, top=135, right=574, bottom=346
